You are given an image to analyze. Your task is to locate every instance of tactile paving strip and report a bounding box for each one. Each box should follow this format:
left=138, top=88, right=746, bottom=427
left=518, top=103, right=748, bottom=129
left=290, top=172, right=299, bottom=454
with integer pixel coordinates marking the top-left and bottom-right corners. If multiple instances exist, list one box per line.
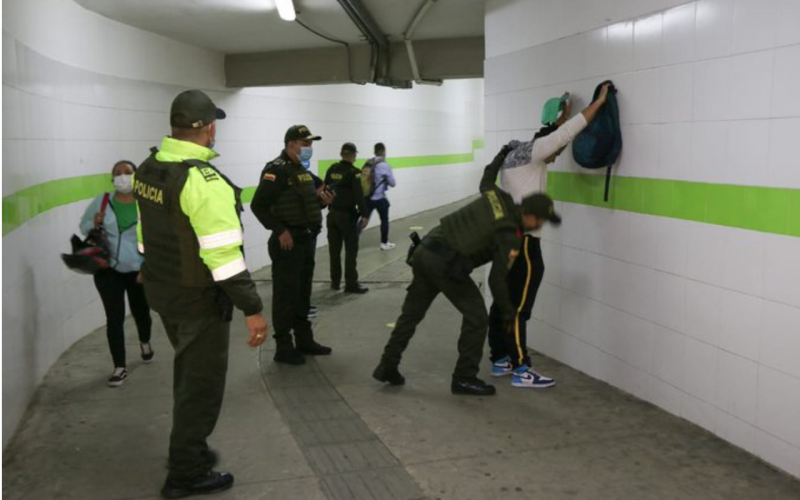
left=259, top=349, right=426, bottom=500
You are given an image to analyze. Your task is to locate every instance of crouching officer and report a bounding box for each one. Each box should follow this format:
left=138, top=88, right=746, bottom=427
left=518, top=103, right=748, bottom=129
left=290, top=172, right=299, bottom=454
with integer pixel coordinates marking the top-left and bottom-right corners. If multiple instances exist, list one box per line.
left=324, top=142, right=369, bottom=293
left=134, top=90, right=268, bottom=498
left=372, top=145, right=561, bottom=396
left=251, top=125, right=334, bottom=365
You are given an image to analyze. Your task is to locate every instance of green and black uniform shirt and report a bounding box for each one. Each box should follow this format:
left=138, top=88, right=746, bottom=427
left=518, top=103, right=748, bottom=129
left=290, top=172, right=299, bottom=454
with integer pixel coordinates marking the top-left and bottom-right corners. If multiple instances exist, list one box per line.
left=323, top=160, right=367, bottom=214
left=133, top=136, right=262, bottom=318
left=251, top=151, right=323, bottom=234
left=429, top=151, right=522, bottom=319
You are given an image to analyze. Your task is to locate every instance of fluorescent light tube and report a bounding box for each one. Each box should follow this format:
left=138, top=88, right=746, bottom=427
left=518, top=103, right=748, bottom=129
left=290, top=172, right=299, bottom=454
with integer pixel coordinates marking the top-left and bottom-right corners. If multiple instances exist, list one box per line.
left=275, top=0, right=296, bottom=21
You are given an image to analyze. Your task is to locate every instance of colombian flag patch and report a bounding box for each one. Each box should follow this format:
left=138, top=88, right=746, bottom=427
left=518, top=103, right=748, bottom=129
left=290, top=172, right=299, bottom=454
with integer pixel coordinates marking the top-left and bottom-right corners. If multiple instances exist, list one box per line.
left=263, top=173, right=277, bottom=181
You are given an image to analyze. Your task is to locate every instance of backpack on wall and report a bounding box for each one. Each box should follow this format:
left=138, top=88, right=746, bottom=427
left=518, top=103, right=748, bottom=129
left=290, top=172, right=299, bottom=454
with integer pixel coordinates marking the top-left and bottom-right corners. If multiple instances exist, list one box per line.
left=572, top=80, right=622, bottom=202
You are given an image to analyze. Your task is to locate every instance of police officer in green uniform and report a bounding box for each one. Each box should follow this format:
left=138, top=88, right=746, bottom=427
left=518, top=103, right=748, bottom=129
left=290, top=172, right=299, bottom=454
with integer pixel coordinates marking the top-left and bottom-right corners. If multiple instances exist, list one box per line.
left=134, top=90, right=269, bottom=498
left=373, top=146, right=561, bottom=396
left=251, top=125, right=334, bottom=365
left=324, top=142, right=369, bottom=293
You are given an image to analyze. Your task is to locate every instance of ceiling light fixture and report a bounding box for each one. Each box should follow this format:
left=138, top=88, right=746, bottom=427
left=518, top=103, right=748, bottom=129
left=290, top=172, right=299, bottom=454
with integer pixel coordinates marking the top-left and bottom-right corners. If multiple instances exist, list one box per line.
left=275, top=0, right=296, bottom=21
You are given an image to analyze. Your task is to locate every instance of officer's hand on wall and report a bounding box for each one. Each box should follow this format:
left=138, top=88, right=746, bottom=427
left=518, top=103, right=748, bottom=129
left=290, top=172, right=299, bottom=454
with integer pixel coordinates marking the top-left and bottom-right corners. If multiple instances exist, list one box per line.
left=279, top=230, right=294, bottom=251
left=246, top=313, right=269, bottom=347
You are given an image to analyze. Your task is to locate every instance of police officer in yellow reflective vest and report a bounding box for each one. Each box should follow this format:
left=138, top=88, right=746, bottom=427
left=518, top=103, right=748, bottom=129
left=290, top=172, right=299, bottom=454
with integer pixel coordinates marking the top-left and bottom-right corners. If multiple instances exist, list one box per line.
left=373, top=146, right=562, bottom=396
left=134, top=90, right=268, bottom=499
left=251, top=125, right=335, bottom=365
left=324, top=142, right=369, bottom=293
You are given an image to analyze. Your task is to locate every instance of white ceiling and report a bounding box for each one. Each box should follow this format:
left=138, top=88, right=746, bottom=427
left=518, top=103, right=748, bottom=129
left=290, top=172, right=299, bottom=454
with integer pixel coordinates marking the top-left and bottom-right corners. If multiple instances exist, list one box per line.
left=72, top=0, right=485, bottom=54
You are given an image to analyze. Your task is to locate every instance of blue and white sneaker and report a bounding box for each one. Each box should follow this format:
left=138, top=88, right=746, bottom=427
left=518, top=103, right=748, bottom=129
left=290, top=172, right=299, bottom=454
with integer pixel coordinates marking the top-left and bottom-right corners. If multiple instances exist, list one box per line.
left=511, top=366, right=556, bottom=389
left=491, top=356, right=513, bottom=377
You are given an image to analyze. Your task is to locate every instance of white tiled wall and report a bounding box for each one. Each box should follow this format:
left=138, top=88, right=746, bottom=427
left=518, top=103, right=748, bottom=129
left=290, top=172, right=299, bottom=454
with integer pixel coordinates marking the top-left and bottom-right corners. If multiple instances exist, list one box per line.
left=2, top=0, right=484, bottom=447
left=485, top=0, right=800, bottom=478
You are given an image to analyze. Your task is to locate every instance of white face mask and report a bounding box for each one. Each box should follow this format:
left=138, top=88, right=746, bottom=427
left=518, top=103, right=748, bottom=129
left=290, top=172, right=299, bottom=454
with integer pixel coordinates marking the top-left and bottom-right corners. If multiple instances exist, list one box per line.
left=113, top=174, right=133, bottom=194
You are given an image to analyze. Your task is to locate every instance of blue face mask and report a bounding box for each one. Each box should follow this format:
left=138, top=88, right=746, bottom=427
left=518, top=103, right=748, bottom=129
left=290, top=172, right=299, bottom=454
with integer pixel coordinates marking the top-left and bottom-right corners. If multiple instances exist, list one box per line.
left=299, top=146, right=313, bottom=162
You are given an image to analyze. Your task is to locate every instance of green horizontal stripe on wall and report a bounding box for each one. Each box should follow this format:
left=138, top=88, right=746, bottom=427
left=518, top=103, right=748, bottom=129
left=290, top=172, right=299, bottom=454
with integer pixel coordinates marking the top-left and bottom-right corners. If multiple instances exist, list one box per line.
left=2, top=142, right=485, bottom=236
left=3, top=174, right=111, bottom=236
left=547, top=172, right=800, bottom=238
left=318, top=152, right=477, bottom=178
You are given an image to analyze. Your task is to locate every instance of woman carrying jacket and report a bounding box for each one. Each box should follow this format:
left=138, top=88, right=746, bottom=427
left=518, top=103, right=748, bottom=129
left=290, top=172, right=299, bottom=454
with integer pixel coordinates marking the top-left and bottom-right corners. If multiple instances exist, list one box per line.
left=80, top=160, right=153, bottom=387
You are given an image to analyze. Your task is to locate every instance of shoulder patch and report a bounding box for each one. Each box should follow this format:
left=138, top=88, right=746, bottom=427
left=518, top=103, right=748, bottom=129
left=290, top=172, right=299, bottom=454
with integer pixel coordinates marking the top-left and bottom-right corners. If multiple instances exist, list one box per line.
left=198, top=166, right=219, bottom=182
left=263, top=173, right=277, bottom=182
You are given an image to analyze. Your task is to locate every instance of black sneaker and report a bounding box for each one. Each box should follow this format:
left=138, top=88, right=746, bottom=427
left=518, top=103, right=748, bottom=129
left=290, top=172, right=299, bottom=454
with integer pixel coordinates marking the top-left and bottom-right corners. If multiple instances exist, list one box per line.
left=344, top=284, right=369, bottom=294
left=108, top=367, right=128, bottom=388
left=161, top=470, right=234, bottom=499
left=297, top=341, right=332, bottom=356
left=274, top=348, right=306, bottom=365
left=373, top=364, right=405, bottom=386
left=307, top=306, right=318, bottom=319
left=451, top=378, right=496, bottom=396
left=141, top=343, right=155, bottom=363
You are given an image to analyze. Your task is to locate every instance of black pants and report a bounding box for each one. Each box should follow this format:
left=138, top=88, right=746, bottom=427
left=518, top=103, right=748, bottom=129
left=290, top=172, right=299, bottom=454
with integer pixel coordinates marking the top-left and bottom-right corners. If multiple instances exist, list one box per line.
left=93, top=268, right=152, bottom=368
left=367, top=198, right=391, bottom=244
left=268, top=231, right=317, bottom=348
left=380, top=244, right=488, bottom=381
left=161, top=313, right=230, bottom=482
left=487, top=235, right=544, bottom=368
left=327, top=209, right=360, bottom=288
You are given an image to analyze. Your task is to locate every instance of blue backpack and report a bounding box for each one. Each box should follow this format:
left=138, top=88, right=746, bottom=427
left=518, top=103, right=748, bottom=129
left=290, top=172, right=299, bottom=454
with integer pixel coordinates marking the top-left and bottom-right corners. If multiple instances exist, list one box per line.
left=572, top=81, right=621, bottom=202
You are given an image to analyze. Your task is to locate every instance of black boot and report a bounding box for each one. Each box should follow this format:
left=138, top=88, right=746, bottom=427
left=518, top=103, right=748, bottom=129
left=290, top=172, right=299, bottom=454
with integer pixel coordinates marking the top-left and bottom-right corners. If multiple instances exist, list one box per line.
left=161, top=471, right=234, bottom=499
left=373, top=363, right=405, bottom=386
left=274, top=337, right=305, bottom=365
left=344, top=283, right=369, bottom=294
left=451, top=377, right=496, bottom=396
left=297, top=340, right=332, bottom=356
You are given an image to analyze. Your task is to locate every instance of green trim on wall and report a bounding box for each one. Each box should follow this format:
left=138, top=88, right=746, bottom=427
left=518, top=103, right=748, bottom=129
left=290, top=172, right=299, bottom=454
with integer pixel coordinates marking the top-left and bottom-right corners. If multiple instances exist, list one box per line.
left=547, top=172, right=800, bottom=238
left=3, top=174, right=111, bottom=236
left=2, top=140, right=486, bottom=236
left=318, top=152, right=477, bottom=179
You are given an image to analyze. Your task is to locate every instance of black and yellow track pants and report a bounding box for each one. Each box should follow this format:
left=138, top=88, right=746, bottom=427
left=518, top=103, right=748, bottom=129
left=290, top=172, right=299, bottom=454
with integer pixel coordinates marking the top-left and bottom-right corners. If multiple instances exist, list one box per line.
left=487, top=235, right=545, bottom=368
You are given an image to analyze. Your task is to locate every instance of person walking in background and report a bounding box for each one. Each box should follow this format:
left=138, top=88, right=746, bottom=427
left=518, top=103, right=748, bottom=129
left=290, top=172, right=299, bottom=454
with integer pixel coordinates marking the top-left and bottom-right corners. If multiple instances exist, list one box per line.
left=134, top=90, right=268, bottom=498
left=80, top=160, right=153, bottom=388
left=324, top=142, right=369, bottom=294
left=487, top=83, right=611, bottom=389
left=365, top=142, right=396, bottom=250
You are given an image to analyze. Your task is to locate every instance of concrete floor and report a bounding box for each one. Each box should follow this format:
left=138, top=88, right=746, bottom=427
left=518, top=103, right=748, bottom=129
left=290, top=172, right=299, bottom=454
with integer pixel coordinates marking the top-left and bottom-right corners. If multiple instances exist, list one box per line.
left=4, top=199, right=800, bottom=500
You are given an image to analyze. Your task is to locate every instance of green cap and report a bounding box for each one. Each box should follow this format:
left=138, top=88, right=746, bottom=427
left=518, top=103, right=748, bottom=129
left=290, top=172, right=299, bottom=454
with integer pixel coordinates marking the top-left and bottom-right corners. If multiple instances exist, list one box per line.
left=170, top=90, right=226, bottom=129
left=521, top=193, right=561, bottom=225
left=541, top=93, right=569, bottom=125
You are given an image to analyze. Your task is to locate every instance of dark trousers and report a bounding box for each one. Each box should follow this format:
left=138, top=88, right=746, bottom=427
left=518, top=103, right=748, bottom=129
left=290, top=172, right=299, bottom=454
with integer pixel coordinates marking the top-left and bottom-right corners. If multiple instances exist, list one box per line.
left=268, top=231, right=316, bottom=348
left=488, top=235, right=544, bottom=368
left=367, top=198, right=391, bottom=244
left=327, top=209, right=360, bottom=288
left=160, top=313, right=230, bottom=482
left=380, top=244, right=488, bottom=381
left=93, top=268, right=152, bottom=368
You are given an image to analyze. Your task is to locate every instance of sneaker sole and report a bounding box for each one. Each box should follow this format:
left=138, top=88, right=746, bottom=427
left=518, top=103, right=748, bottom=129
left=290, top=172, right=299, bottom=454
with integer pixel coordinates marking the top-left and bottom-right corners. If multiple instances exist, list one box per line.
left=511, top=380, right=556, bottom=389
left=107, top=379, right=126, bottom=388
left=491, top=371, right=513, bottom=378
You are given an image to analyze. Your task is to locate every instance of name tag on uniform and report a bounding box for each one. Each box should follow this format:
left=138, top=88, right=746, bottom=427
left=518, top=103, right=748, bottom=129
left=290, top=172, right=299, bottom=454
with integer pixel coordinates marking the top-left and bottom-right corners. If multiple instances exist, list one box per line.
left=331, top=173, right=343, bottom=181
left=298, top=173, right=313, bottom=183
left=484, top=191, right=505, bottom=220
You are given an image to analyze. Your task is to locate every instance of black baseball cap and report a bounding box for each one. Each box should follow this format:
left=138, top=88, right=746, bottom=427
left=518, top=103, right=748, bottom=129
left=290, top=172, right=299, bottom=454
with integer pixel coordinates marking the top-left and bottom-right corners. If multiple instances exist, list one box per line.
left=521, top=193, right=562, bottom=225
left=170, top=90, right=226, bottom=129
left=285, top=125, right=321, bottom=143
left=341, top=142, right=358, bottom=154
